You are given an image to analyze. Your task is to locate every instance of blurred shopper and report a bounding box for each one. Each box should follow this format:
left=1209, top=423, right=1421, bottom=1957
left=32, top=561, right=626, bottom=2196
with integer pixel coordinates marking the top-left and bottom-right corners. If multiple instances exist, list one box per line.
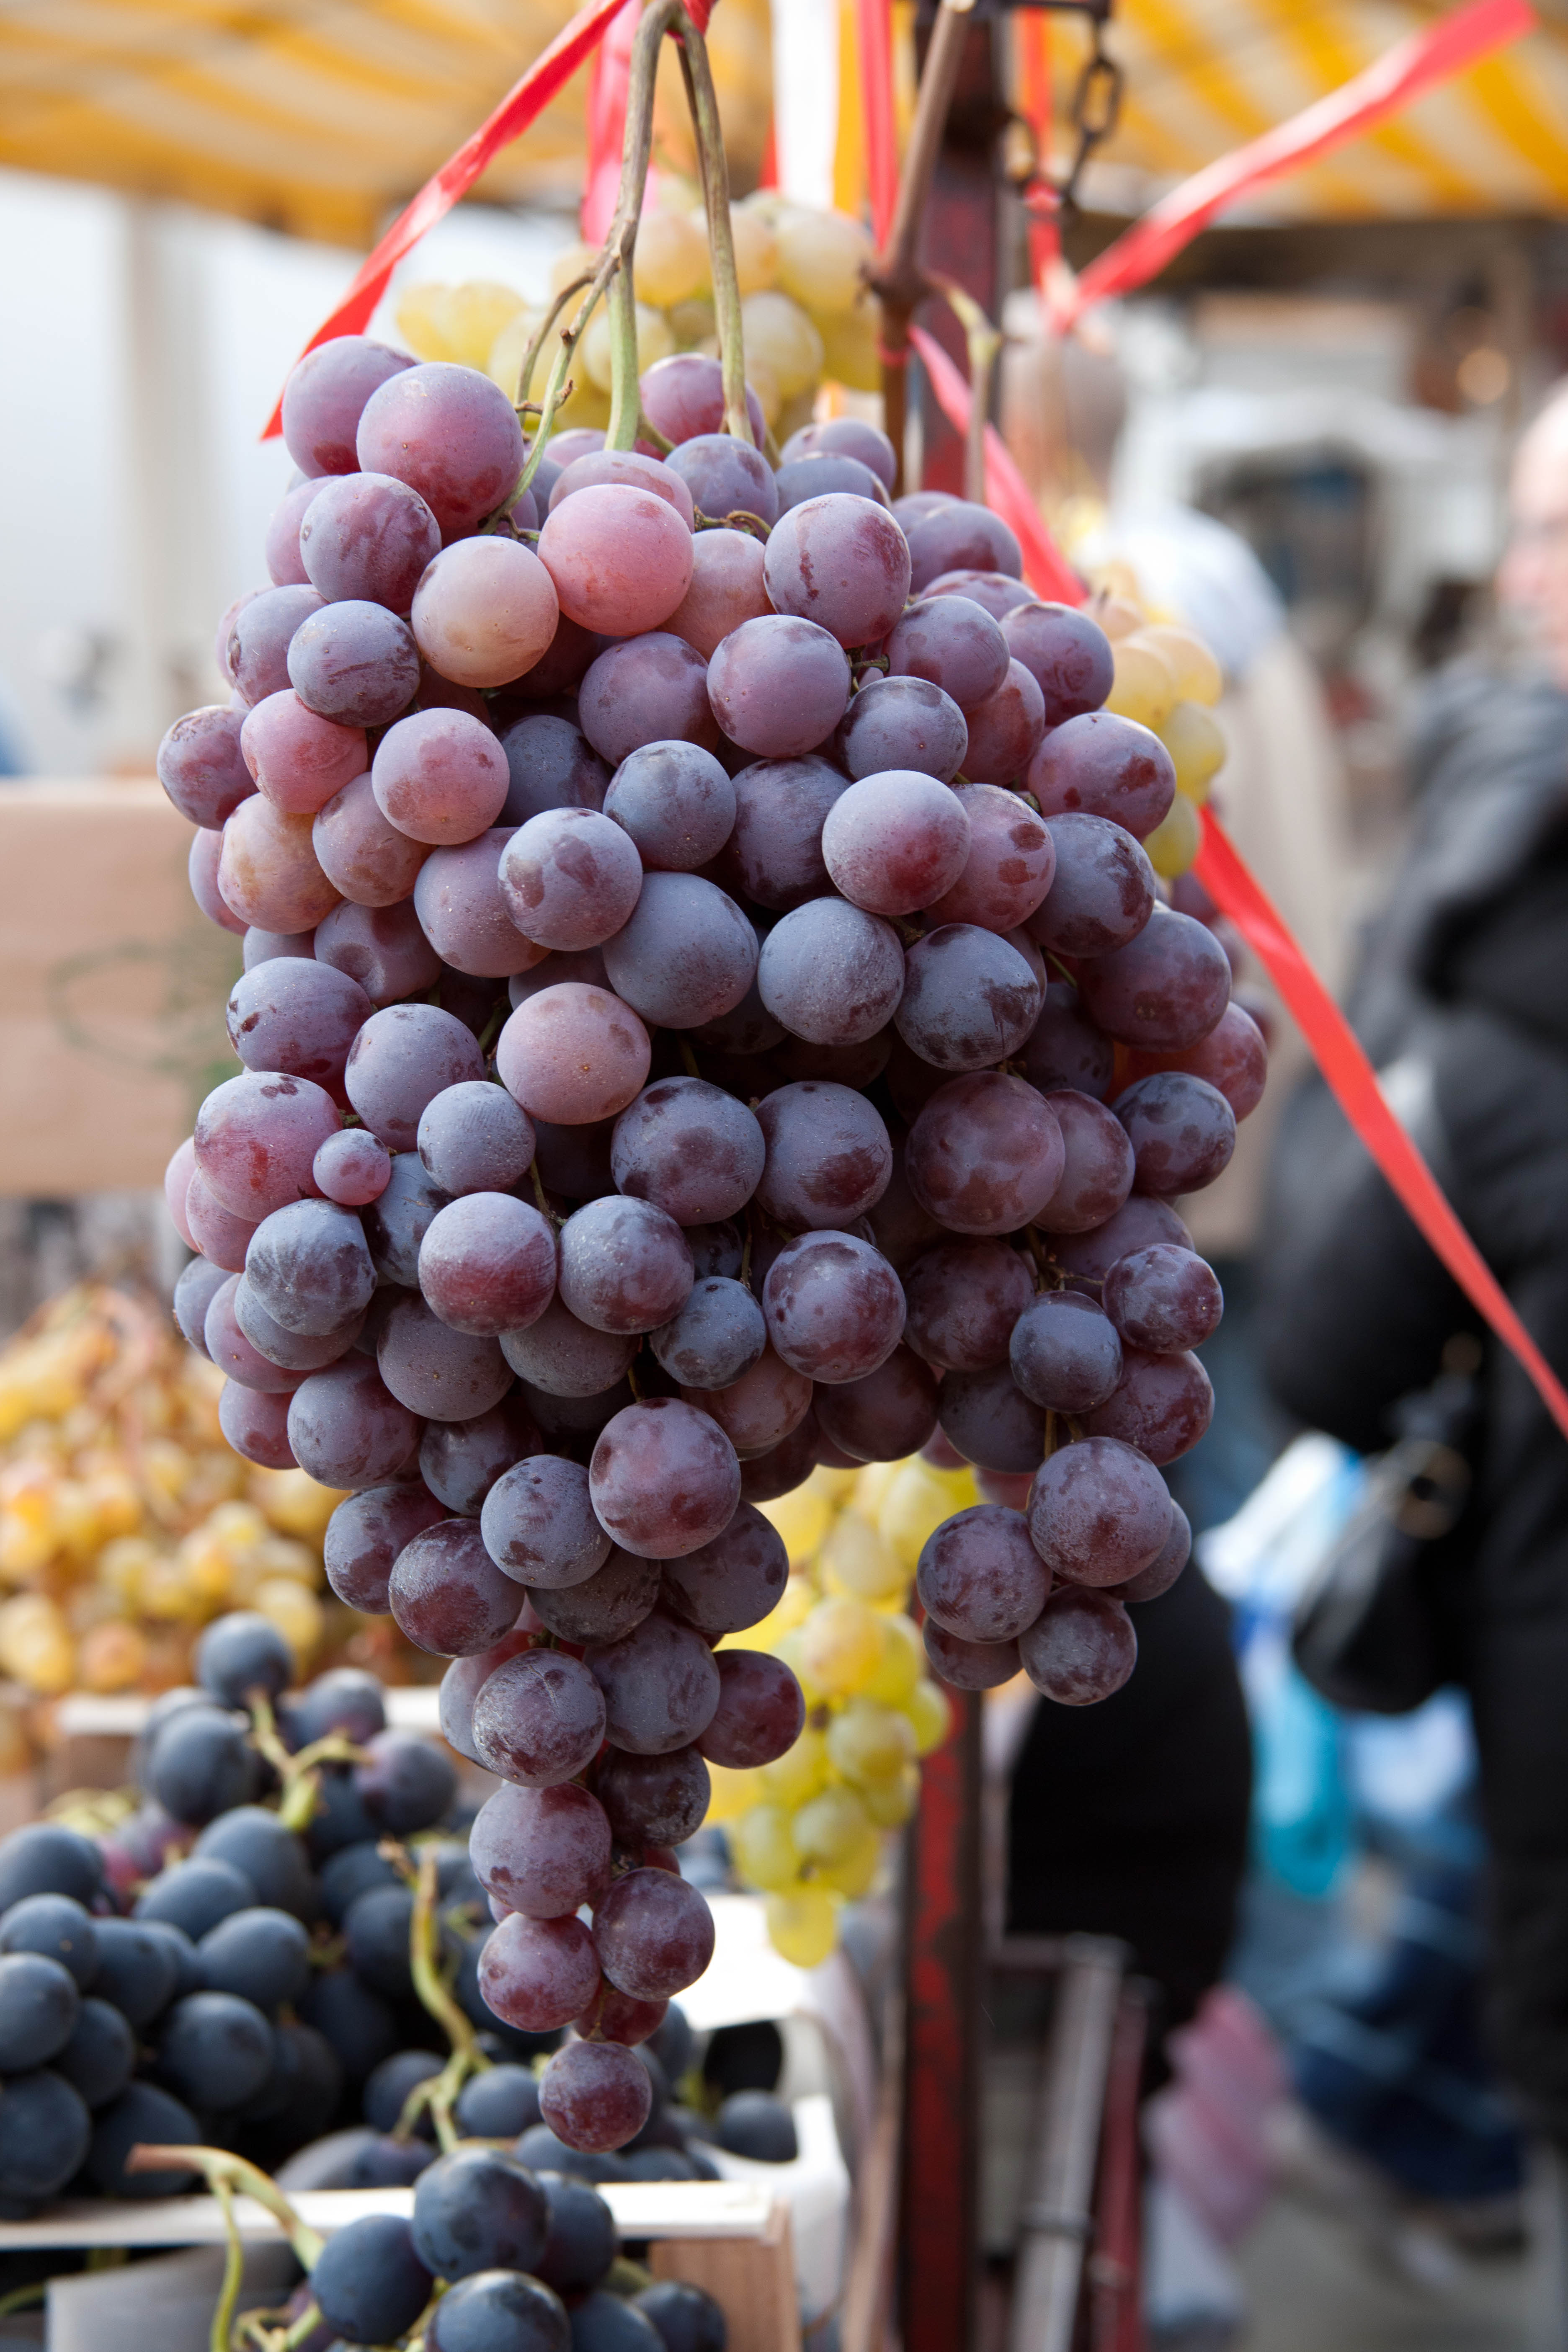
left=1259, top=380, right=1568, bottom=2346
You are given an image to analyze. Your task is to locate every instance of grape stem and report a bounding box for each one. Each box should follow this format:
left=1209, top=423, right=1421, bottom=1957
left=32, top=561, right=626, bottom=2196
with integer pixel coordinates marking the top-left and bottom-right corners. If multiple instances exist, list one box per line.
left=246, top=1694, right=363, bottom=1835
left=927, top=274, right=1001, bottom=507
left=671, top=15, right=753, bottom=446
left=210, top=2179, right=244, bottom=2352
left=124, top=2146, right=324, bottom=2270
left=389, top=1842, right=489, bottom=2152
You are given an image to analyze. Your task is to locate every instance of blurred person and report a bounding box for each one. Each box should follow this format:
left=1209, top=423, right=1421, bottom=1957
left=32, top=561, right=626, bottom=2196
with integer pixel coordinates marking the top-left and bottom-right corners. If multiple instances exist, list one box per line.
left=1259, top=378, right=1568, bottom=2348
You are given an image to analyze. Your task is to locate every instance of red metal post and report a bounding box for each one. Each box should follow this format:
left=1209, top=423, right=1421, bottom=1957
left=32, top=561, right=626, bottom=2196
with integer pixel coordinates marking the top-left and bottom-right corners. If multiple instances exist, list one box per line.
left=912, top=12, right=1006, bottom=493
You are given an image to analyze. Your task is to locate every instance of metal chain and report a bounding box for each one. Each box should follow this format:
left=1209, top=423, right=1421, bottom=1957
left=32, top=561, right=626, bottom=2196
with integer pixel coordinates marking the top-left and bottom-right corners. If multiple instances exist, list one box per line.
left=1003, top=0, right=1123, bottom=226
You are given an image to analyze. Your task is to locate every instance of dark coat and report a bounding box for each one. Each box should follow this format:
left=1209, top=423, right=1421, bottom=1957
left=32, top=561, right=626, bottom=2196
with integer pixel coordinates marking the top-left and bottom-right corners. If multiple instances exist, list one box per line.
left=1260, top=664, right=1568, bottom=2144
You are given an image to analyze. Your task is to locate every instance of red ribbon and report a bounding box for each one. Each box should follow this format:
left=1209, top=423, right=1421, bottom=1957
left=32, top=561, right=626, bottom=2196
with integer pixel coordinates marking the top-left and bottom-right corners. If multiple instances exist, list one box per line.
left=262, top=0, right=714, bottom=437
left=908, top=324, right=1083, bottom=603
left=1051, top=0, right=1536, bottom=331
left=856, top=0, right=900, bottom=251
left=583, top=0, right=641, bottom=244
left=1195, top=810, right=1568, bottom=1445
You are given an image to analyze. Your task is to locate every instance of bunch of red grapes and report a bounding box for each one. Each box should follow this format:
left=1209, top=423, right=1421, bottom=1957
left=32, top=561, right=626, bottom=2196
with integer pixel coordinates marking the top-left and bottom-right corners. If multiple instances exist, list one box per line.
left=158, top=334, right=1263, bottom=2151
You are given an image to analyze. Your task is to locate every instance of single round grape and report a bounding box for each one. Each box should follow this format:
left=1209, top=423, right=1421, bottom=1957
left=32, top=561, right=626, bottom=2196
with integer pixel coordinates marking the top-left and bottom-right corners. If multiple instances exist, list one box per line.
left=589, top=1401, right=740, bottom=1559
left=1037, top=1089, right=1136, bottom=1234
left=470, top=1782, right=611, bottom=1921
left=1127, top=1001, right=1267, bottom=1122
left=763, top=493, right=911, bottom=648
left=537, top=484, right=694, bottom=637
left=903, top=1239, right=1033, bottom=1372
left=578, top=634, right=716, bottom=769
left=665, top=526, right=772, bottom=661
left=659, top=1502, right=788, bottom=1638
left=479, top=1911, right=600, bottom=2032
left=640, top=353, right=767, bottom=446
left=410, top=2144, right=550, bottom=2285
left=609, top=1077, right=763, bottom=1226
left=193, top=1068, right=338, bottom=1221
left=240, top=688, right=366, bottom=816
left=917, top=1503, right=1050, bottom=1642
left=887, top=594, right=1007, bottom=710
left=550, top=448, right=694, bottom=526
left=1002, top=602, right=1114, bottom=723
left=389, top=1519, right=524, bottom=1656
left=905, top=501, right=1021, bottom=595
left=500, top=1298, right=637, bottom=1397
left=774, top=453, right=888, bottom=516
left=1083, top=1344, right=1214, bottom=1465
left=419, top=1395, right=540, bottom=1516
left=1028, top=1432, right=1171, bottom=1586
left=1009, top=1291, right=1123, bottom=1413
left=283, top=336, right=413, bottom=476
left=681, top=1342, right=813, bottom=1458
left=920, top=785, right=1056, bottom=936
left=415, top=1081, right=534, bottom=1197
left=472, top=1648, right=607, bottom=1786
left=895, top=925, right=1041, bottom=1073
left=601, top=871, right=756, bottom=1030
left=584, top=1610, right=721, bottom=1753
left=707, top=615, right=851, bottom=760
left=228, top=584, right=325, bottom=704
left=1028, top=814, right=1153, bottom=964
left=498, top=713, right=611, bottom=826
left=755, top=1082, right=892, bottom=1230
left=427, top=2269, right=570, bottom=2352
left=173, top=1257, right=229, bottom=1354
left=498, top=983, right=652, bottom=1127
left=1078, top=906, right=1230, bottom=1055
left=539, top=2037, right=652, bottom=2154
left=602, top=742, right=735, bottom=873
left=1112, top=1498, right=1192, bottom=1604
left=378, top=1292, right=513, bottom=1421
left=1028, top=710, right=1176, bottom=841
left=814, top=1344, right=938, bottom=1463
left=738, top=1409, right=823, bottom=1501
left=906, top=1072, right=1065, bottom=1236
left=286, top=599, right=420, bottom=729
left=355, top=360, right=524, bottom=536
left=410, top=829, right=546, bottom=978
left=410, top=537, right=559, bottom=691
left=529, top=1548, right=661, bottom=1645
left=158, top=705, right=254, bottom=828
left=313, top=898, right=441, bottom=1005
left=371, top=709, right=510, bottom=847
left=242, top=925, right=316, bottom=969
left=837, top=674, right=967, bottom=784
left=298, top=469, right=441, bottom=611
left=219, top=794, right=343, bottom=931
left=345, top=1002, right=485, bottom=1150
left=1103, top=1244, right=1223, bottom=1354
left=361, top=1151, right=451, bottom=1285
left=204, top=1276, right=307, bottom=1391
left=1047, top=1195, right=1192, bottom=1289
left=324, top=1481, right=446, bottom=1612
left=960, top=659, right=1046, bottom=785
left=937, top=1362, right=1046, bottom=1473
left=781, top=415, right=896, bottom=487
left=1017, top=1586, right=1136, bottom=1704
left=923, top=568, right=1037, bottom=620
left=225, top=957, right=371, bottom=1097
left=722, top=753, right=848, bottom=908
left=665, top=432, right=777, bottom=525
left=696, top=1650, right=805, bottom=1771
left=185, top=1171, right=257, bottom=1271
left=650, top=1277, right=766, bottom=1390
left=480, top=1455, right=610, bottom=1588
left=922, top=1620, right=1019, bottom=1690
left=592, top=1869, right=716, bottom=2003
left=756, top=897, right=905, bottom=1048
left=822, top=769, right=971, bottom=918
left=265, top=481, right=319, bottom=586
left=595, top=1747, right=710, bottom=1853
left=416, top=1191, right=556, bottom=1338
left=1113, top=1070, right=1236, bottom=1194
left=188, top=827, right=245, bottom=934
left=556, top=1196, right=693, bottom=1336
left=312, top=769, right=431, bottom=906
left=497, top=809, right=643, bottom=954
left=763, top=1231, right=906, bottom=1384
left=288, top=1358, right=421, bottom=1487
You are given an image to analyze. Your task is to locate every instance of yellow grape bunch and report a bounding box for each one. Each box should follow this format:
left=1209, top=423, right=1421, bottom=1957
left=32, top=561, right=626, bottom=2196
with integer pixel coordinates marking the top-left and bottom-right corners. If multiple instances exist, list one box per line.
left=396, top=191, right=881, bottom=443
left=1091, top=596, right=1228, bottom=884
left=0, top=1287, right=344, bottom=1702
left=704, top=1455, right=967, bottom=1969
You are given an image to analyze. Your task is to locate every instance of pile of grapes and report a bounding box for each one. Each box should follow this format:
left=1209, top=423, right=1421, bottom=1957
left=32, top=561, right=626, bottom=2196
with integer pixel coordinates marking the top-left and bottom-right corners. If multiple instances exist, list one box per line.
left=398, top=189, right=880, bottom=442
left=0, top=1609, right=748, bottom=2347
left=155, top=306, right=1264, bottom=2140
left=0, top=1285, right=346, bottom=1700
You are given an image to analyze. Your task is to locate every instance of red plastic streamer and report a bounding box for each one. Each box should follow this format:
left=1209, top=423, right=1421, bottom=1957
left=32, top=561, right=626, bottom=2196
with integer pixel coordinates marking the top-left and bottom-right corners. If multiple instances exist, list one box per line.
left=263, top=0, right=714, bottom=436
left=1051, top=0, right=1536, bottom=331
left=856, top=0, right=900, bottom=250
left=908, top=325, right=1083, bottom=602
left=583, top=0, right=641, bottom=242
left=1194, top=810, right=1568, bottom=1444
